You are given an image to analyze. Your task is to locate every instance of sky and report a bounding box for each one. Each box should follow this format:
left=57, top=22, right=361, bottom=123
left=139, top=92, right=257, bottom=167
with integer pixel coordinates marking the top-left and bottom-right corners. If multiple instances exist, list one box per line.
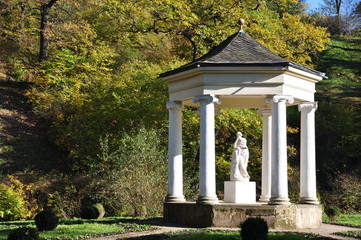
left=305, top=0, right=324, bottom=12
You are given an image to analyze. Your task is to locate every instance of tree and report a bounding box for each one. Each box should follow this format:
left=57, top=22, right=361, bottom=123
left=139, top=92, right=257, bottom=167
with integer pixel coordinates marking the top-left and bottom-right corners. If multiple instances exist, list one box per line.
left=39, top=0, right=58, bottom=62
left=335, top=0, right=343, bottom=33
left=356, top=1, right=361, bottom=15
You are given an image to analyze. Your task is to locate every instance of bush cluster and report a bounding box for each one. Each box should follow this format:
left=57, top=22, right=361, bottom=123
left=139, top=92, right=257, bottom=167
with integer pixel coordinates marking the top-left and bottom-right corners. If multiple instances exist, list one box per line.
left=325, top=206, right=341, bottom=221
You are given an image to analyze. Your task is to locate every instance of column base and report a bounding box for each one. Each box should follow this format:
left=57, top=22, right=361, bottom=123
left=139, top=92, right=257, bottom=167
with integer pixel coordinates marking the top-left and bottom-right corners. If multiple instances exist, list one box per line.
left=164, top=195, right=186, bottom=203
left=197, top=196, right=219, bottom=205
left=259, top=195, right=270, bottom=202
left=299, top=197, right=319, bottom=205
left=268, top=197, right=291, bottom=205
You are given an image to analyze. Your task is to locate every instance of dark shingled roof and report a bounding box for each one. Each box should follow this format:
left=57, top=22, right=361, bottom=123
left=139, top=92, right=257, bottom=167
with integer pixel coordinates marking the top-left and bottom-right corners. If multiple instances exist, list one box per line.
left=160, top=30, right=326, bottom=78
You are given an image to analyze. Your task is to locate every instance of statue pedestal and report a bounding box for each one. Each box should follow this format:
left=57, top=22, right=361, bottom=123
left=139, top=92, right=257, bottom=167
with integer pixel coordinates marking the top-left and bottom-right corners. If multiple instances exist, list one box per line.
left=224, top=181, right=256, bottom=203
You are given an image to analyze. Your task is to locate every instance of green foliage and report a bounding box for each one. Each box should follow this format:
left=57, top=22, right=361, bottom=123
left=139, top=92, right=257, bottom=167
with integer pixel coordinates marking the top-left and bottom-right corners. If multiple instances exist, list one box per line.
left=28, top=48, right=173, bottom=170
left=240, top=217, right=268, bottom=240
left=86, top=127, right=168, bottom=216
left=7, top=227, right=39, bottom=240
left=6, top=60, right=29, bottom=81
left=325, top=206, right=341, bottom=221
left=0, top=177, right=31, bottom=221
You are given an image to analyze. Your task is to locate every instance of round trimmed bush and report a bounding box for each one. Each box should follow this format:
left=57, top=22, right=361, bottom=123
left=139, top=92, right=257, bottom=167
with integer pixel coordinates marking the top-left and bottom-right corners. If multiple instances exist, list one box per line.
left=325, top=206, right=341, bottom=221
left=80, top=203, right=105, bottom=219
left=80, top=206, right=99, bottom=219
left=240, top=217, right=268, bottom=240
left=34, top=210, right=59, bottom=231
left=7, top=227, right=39, bottom=240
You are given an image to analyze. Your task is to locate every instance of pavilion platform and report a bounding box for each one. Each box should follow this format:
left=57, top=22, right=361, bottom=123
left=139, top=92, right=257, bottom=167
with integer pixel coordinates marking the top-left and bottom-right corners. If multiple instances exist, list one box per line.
left=164, top=202, right=322, bottom=229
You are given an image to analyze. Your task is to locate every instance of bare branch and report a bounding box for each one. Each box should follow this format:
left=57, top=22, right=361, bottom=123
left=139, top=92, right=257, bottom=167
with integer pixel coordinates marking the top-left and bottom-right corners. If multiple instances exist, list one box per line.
left=47, top=0, right=58, bottom=8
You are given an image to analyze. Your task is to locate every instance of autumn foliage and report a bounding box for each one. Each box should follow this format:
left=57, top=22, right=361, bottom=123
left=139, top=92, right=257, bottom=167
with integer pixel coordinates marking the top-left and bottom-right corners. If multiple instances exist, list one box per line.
left=0, top=0, right=335, bottom=217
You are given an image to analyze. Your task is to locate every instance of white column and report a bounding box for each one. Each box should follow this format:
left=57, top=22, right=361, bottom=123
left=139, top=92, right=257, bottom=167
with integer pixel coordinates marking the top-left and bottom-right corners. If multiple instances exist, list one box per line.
left=165, top=101, right=185, bottom=203
left=193, top=94, right=220, bottom=204
left=266, top=95, right=293, bottom=205
left=257, top=108, right=272, bottom=202
left=299, top=102, right=319, bottom=204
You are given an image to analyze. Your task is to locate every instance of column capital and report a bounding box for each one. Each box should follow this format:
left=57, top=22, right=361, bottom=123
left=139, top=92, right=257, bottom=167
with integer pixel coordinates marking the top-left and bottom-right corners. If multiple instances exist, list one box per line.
left=298, top=102, right=318, bottom=112
left=166, top=101, right=183, bottom=110
left=265, top=95, right=294, bottom=104
left=193, top=94, right=221, bottom=104
left=257, top=108, right=272, bottom=116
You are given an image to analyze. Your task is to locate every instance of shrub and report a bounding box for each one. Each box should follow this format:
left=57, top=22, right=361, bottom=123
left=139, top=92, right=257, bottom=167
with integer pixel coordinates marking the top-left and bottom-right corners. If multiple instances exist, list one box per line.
left=240, top=217, right=268, bottom=240
left=0, top=181, right=30, bottom=220
left=87, top=128, right=168, bottom=216
left=34, top=210, right=59, bottom=231
left=325, top=206, right=341, bottom=221
left=7, top=227, right=40, bottom=240
left=80, top=206, right=99, bottom=219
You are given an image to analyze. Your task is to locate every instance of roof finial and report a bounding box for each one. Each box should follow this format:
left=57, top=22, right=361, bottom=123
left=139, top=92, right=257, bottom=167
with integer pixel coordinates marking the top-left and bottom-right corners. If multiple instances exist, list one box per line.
left=238, top=18, right=245, bottom=32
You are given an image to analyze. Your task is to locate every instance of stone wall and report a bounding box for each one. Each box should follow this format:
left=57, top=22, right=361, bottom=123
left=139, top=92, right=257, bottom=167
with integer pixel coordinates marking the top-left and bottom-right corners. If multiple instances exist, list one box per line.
left=164, top=202, right=322, bottom=229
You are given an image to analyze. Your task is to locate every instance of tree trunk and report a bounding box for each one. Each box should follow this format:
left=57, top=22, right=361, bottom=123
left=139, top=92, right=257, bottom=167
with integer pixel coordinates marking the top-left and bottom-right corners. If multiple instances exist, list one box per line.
left=39, top=0, right=58, bottom=62
left=335, top=0, right=343, bottom=35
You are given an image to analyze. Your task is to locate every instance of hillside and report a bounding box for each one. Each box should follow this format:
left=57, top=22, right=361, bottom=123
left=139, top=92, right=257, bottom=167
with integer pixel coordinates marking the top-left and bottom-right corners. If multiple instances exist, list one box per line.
left=316, top=36, right=361, bottom=105
left=0, top=79, right=66, bottom=178
left=313, top=36, right=361, bottom=211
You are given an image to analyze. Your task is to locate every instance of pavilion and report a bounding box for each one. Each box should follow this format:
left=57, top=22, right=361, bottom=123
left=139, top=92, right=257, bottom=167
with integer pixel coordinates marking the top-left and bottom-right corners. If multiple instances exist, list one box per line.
left=160, top=19, right=325, bottom=229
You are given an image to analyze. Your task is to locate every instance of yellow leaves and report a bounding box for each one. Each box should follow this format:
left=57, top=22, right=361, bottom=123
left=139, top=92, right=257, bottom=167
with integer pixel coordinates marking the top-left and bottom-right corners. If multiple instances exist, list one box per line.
left=244, top=7, right=330, bottom=67
left=50, top=20, right=97, bottom=51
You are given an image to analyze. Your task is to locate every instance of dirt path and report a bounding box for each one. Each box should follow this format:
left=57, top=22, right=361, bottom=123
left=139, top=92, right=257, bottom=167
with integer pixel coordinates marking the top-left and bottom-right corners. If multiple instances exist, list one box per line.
left=273, top=223, right=361, bottom=240
left=87, top=219, right=361, bottom=240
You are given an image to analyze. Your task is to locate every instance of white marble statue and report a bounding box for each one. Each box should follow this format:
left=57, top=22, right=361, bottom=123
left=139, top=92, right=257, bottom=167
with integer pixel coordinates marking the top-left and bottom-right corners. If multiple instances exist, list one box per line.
left=230, top=132, right=250, bottom=181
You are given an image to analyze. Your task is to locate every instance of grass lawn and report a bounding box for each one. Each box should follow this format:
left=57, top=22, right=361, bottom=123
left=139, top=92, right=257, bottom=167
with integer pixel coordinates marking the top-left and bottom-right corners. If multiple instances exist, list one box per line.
left=323, top=214, right=361, bottom=227
left=317, top=36, right=361, bottom=104
left=322, top=214, right=361, bottom=239
left=0, top=217, right=155, bottom=240
left=336, top=214, right=361, bottom=226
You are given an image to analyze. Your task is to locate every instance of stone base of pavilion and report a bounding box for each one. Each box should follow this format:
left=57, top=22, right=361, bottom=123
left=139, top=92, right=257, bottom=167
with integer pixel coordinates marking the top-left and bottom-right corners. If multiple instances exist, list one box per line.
left=163, top=202, right=322, bottom=229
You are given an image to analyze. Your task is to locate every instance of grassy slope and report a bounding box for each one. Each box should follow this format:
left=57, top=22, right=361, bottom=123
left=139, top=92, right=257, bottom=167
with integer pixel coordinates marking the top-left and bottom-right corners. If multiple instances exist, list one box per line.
left=316, top=36, right=361, bottom=104
left=314, top=36, right=361, bottom=188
